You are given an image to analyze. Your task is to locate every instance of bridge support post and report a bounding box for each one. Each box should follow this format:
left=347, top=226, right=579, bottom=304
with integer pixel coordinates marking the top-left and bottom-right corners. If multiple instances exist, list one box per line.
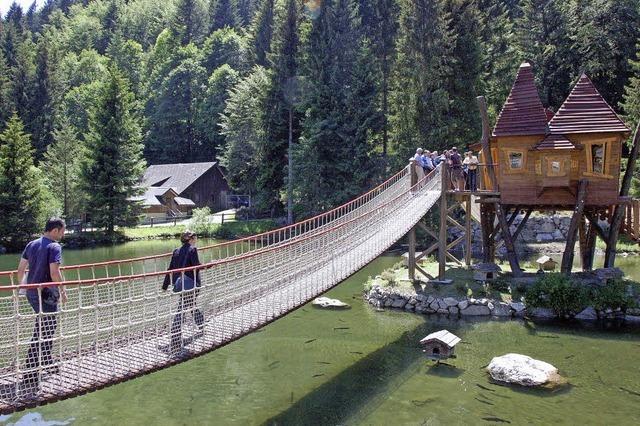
left=408, top=159, right=418, bottom=282
left=579, top=214, right=597, bottom=271
left=465, top=195, right=472, bottom=266
left=438, top=163, right=448, bottom=280
left=562, top=179, right=589, bottom=274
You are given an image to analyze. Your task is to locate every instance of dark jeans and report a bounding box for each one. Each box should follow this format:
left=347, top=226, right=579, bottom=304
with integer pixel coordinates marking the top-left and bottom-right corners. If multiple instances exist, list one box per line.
left=170, top=291, right=204, bottom=351
left=24, top=290, right=58, bottom=386
left=468, top=169, right=477, bottom=191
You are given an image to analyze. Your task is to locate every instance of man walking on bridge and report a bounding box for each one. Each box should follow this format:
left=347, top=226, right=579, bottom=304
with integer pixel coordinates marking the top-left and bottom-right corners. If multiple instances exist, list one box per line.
left=17, top=218, right=67, bottom=393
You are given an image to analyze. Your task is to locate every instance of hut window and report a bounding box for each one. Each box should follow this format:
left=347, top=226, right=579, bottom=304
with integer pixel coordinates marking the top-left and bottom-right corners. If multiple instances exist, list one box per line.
left=503, top=149, right=526, bottom=173
left=432, top=347, right=440, bottom=355
left=584, top=140, right=613, bottom=178
left=591, top=144, right=605, bottom=174
left=545, top=156, right=567, bottom=177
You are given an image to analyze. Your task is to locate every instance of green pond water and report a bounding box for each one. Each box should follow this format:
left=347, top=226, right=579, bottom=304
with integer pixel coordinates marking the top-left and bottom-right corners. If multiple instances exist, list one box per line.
left=1, top=241, right=640, bottom=425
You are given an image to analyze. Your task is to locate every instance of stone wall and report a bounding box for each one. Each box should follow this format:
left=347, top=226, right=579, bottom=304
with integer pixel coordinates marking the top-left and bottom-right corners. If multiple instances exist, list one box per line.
left=365, top=284, right=640, bottom=322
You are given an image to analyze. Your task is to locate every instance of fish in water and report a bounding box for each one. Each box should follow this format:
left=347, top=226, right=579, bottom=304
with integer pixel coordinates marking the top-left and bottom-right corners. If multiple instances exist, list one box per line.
left=482, top=417, right=511, bottom=423
left=476, top=384, right=495, bottom=392
left=620, top=387, right=640, bottom=397
left=565, top=355, right=575, bottom=359
left=350, top=351, right=363, bottom=355
left=317, top=361, right=332, bottom=365
left=313, top=373, right=325, bottom=378
left=304, top=339, right=317, bottom=344
left=268, top=361, right=280, bottom=369
left=459, top=341, right=472, bottom=345
left=537, top=335, right=559, bottom=339
left=474, top=397, right=494, bottom=406
left=333, top=327, right=350, bottom=330
left=411, top=398, right=435, bottom=407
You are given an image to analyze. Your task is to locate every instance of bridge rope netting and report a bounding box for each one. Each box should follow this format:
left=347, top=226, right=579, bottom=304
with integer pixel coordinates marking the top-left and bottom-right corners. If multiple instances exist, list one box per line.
left=0, top=165, right=442, bottom=413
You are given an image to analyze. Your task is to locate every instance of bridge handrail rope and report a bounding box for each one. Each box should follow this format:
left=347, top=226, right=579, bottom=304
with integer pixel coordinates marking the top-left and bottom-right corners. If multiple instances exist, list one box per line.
left=0, top=165, right=411, bottom=286
left=0, top=165, right=442, bottom=413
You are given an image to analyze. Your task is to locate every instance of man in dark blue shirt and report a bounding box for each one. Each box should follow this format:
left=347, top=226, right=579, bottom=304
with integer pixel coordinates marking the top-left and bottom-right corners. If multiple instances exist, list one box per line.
left=17, top=218, right=66, bottom=392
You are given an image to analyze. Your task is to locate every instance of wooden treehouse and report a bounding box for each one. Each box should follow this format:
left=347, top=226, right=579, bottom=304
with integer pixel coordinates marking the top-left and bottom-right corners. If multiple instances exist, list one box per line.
left=477, top=62, right=639, bottom=275
left=406, top=62, right=639, bottom=283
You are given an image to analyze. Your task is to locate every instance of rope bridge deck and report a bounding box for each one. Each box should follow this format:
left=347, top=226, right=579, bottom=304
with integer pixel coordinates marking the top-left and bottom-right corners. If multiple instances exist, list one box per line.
left=0, top=165, right=442, bottom=414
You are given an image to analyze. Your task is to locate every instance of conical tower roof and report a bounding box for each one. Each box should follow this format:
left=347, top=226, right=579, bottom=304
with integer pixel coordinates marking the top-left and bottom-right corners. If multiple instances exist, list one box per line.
left=492, top=63, right=548, bottom=137
left=549, top=74, right=629, bottom=134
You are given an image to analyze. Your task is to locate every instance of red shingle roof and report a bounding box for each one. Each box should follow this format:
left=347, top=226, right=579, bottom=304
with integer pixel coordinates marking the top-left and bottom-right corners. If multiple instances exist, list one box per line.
left=532, top=134, right=577, bottom=151
left=492, top=63, right=549, bottom=137
left=549, top=74, right=630, bottom=135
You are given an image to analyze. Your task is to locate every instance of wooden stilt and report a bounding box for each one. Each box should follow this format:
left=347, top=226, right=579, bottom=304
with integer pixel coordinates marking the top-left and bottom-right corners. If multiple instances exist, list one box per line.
left=439, top=163, right=448, bottom=280
left=561, top=179, right=589, bottom=274
left=480, top=203, right=496, bottom=263
left=606, top=122, right=640, bottom=267
left=511, top=208, right=532, bottom=242
left=465, top=195, right=472, bottom=266
left=495, top=203, right=522, bottom=276
left=581, top=215, right=597, bottom=271
left=408, top=159, right=418, bottom=281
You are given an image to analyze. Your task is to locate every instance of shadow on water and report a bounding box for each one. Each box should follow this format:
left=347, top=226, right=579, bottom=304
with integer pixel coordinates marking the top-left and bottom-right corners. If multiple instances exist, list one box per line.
left=425, top=362, right=464, bottom=378
left=263, top=317, right=464, bottom=426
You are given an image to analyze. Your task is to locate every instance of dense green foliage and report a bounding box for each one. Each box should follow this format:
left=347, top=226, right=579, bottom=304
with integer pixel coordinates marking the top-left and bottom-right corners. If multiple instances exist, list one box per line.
left=0, top=115, right=49, bottom=249
left=0, top=0, right=639, bottom=238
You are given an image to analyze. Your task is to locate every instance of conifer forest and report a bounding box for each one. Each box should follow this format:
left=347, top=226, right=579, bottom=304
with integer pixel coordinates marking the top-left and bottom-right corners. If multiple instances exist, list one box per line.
left=0, top=0, right=639, bottom=248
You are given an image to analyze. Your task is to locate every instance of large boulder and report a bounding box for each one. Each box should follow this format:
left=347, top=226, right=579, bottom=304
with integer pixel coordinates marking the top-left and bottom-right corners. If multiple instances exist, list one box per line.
left=487, top=353, right=560, bottom=387
left=575, top=307, right=598, bottom=320
left=460, top=304, right=490, bottom=316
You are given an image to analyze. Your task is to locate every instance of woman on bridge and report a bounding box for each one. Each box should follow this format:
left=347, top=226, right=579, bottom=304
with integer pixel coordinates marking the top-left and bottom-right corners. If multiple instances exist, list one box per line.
left=162, top=231, right=205, bottom=356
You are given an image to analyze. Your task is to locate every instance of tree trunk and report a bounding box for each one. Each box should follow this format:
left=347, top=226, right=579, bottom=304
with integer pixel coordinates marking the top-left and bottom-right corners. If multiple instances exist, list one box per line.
left=287, top=107, right=293, bottom=225
left=561, top=179, right=588, bottom=274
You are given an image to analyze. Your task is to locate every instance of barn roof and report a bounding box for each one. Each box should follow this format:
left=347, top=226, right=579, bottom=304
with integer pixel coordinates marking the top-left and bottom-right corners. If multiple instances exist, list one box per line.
left=143, top=162, right=218, bottom=195
left=532, top=134, right=577, bottom=151
left=130, top=187, right=178, bottom=206
left=548, top=74, right=630, bottom=135
left=493, top=63, right=549, bottom=137
left=420, top=330, right=461, bottom=348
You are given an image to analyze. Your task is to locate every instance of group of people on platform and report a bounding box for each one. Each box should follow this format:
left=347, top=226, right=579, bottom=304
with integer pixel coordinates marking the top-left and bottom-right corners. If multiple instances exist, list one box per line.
left=16, top=218, right=202, bottom=393
left=413, top=147, right=479, bottom=192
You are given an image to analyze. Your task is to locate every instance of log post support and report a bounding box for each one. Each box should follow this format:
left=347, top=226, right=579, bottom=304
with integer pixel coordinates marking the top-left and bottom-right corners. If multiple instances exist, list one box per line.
left=465, top=195, right=472, bottom=266
left=408, top=159, right=418, bottom=281
left=439, top=162, right=448, bottom=280
left=580, top=214, right=597, bottom=271
left=561, top=179, right=589, bottom=274
left=495, top=203, right=522, bottom=277
left=605, top=122, right=640, bottom=267
left=480, top=203, right=496, bottom=263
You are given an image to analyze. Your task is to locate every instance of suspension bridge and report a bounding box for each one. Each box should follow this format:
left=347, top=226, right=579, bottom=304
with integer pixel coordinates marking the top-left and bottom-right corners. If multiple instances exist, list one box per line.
left=0, top=164, right=443, bottom=414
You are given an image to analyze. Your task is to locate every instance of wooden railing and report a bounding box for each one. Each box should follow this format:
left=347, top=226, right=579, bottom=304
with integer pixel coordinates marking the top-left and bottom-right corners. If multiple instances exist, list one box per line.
left=621, top=199, right=640, bottom=242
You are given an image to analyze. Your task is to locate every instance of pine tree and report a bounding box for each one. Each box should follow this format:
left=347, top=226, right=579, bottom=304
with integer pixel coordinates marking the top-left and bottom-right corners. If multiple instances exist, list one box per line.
left=25, top=1, right=39, bottom=34
left=442, top=0, right=483, bottom=146
left=0, top=114, right=45, bottom=250
left=571, top=0, right=640, bottom=110
left=516, top=0, right=573, bottom=109
left=249, top=0, right=274, bottom=67
left=196, top=64, right=239, bottom=161
left=81, top=65, right=145, bottom=236
left=97, top=0, right=120, bottom=53
left=0, top=51, right=13, bottom=130
left=622, top=44, right=640, bottom=126
left=236, top=0, right=258, bottom=27
left=391, top=0, right=452, bottom=159
left=294, top=0, right=379, bottom=214
left=209, top=0, right=237, bottom=33
left=220, top=66, right=271, bottom=199
left=43, top=118, right=85, bottom=218
left=477, top=0, right=520, bottom=119
left=30, top=35, right=58, bottom=159
left=171, top=0, right=207, bottom=46
left=145, top=45, right=207, bottom=163
left=262, top=0, right=301, bottom=217
left=201, top=27, right=248, bottom=74
left=6, top=3, right=24, bottom=34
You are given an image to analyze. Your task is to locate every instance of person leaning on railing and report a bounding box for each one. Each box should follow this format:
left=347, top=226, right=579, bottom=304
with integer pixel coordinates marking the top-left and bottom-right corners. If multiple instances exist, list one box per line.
left=162, top=230, right=204, bottom=356
left=16, top=218, right=67, bottom=393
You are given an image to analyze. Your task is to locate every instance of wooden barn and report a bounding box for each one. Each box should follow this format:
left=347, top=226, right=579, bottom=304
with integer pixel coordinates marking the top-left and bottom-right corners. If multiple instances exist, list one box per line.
left=137, top=162, right=230, bottom=218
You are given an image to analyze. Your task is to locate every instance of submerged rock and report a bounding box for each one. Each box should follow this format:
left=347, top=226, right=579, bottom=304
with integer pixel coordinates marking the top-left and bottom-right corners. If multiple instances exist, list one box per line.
left=312, top=297, right=350, bottom=309
left=487, top=353, right=561, bottom=387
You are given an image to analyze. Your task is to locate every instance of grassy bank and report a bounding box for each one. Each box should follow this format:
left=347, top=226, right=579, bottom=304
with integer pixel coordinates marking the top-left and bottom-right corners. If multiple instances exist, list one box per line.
left=595, top=235, right=640, bottom=254
left=61, top=219, right=278, bottom=248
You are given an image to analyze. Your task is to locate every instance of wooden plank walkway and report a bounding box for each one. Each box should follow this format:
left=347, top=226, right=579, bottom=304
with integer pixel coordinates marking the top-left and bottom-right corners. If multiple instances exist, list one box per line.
left=0, top=177, right=442, bottom=414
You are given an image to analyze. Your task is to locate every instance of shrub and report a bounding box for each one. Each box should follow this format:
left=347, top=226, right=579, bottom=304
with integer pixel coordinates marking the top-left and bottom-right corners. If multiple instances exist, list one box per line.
left=454, top=282, right=467, bottom=294
left=190, top=207, right=214, bottom=236
left=525, top=273, right=589, bottom=317
left=381, top=270, right=397, bottom=287
left=592, top=279, right=636, bottom=311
